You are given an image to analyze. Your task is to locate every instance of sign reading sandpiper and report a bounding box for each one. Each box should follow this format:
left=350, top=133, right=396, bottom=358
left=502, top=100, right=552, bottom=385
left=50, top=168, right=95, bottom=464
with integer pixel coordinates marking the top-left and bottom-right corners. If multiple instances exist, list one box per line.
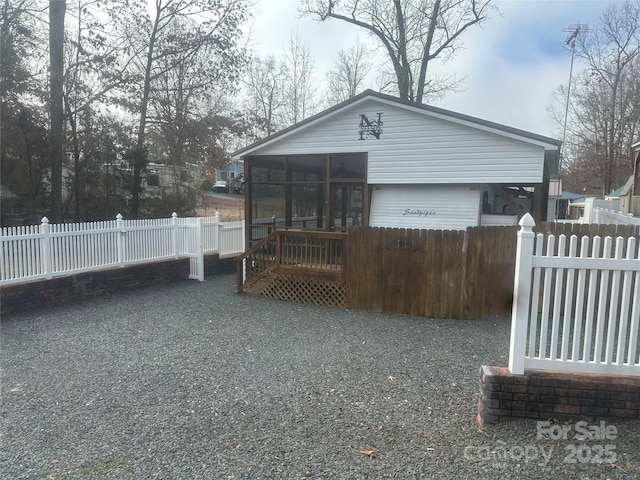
left=403, top=209, right=437, bottom=217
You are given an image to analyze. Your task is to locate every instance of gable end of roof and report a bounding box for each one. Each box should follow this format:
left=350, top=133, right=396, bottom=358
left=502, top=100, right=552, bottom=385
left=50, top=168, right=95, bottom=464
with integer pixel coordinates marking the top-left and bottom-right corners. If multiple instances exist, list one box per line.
left=232, top=89, right=561, bottom=158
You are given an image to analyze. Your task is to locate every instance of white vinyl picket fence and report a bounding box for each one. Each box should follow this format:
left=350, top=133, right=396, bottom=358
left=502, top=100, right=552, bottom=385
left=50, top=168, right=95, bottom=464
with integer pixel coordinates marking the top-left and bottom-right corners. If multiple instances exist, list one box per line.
left=0, top=213, right=244, bottom=285
left=509, top=214, right=640, bottom=376
left=577, top=197, right=640, bottom=226
left=593, top=207, right=640, bottom=226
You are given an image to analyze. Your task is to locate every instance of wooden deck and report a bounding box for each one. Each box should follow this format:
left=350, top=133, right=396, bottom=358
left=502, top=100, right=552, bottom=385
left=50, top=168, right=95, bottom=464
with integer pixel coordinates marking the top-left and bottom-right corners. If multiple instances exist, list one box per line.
left=237, top=230, right=347, bottom=307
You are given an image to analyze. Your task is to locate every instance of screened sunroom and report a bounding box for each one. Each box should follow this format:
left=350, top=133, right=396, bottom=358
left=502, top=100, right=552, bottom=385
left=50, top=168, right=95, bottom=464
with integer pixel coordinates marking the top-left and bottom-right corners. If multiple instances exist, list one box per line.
left=245, top=153, right=368, bottom=247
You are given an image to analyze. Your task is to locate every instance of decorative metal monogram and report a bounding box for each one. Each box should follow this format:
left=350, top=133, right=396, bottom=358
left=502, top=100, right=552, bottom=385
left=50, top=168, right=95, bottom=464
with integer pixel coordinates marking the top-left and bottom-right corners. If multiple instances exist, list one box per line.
left=358, top=113, right=383, bottom=140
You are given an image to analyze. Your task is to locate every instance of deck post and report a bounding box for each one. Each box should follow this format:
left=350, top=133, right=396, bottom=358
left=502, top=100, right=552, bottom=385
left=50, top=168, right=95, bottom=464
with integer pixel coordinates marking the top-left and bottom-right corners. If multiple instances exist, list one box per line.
left=509, top=213, right=536, bottom=375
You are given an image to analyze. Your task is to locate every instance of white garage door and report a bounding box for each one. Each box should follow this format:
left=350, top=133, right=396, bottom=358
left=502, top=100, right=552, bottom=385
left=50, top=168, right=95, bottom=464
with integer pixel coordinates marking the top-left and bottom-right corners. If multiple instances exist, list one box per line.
left=369, top=184, right=481, bottom=230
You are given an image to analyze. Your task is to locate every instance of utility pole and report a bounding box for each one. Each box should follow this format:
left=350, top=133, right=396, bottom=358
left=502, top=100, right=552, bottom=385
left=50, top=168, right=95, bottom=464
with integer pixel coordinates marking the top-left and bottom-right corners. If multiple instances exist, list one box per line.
left=561, top=24, right=589, bottom=153
left=556, top=23, right=589, bottom=220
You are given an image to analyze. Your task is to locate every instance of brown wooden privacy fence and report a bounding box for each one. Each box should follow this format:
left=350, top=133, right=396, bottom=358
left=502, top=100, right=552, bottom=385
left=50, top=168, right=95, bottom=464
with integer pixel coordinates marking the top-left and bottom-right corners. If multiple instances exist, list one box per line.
left=237, top=222, right=640, bottom=320
left=345, top=226, right=518, bottom=319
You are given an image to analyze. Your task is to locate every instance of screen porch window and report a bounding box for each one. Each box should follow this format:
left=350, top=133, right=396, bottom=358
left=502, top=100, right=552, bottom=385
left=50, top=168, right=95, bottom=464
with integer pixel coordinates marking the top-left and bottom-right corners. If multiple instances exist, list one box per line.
left=247, top=153, right=367, bottom=245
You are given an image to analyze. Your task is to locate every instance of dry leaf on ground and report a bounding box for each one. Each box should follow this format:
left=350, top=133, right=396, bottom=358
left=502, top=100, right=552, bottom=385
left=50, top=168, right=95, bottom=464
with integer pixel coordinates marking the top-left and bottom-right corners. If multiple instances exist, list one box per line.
left=360, top=449, right=378, bottom=458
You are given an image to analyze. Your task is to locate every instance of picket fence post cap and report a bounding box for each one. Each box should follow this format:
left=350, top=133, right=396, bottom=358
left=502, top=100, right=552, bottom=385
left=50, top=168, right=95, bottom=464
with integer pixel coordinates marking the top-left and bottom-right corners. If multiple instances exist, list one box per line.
left=116, top=213, right=123, bottom=220
left=519, top=213, right=535, bottom=228
left=41, top=216, right=49, bottom=224
left=172, top=212, right=178, bottom=218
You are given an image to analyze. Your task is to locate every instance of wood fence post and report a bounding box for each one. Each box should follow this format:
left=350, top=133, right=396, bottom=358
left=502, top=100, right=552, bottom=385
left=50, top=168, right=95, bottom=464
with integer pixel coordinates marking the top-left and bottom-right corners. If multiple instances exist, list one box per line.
left=509, top=213, right=536, bottom=375
left=40, top=217, right=52, bottom=279
left=116, top=213, right=125, bottom=267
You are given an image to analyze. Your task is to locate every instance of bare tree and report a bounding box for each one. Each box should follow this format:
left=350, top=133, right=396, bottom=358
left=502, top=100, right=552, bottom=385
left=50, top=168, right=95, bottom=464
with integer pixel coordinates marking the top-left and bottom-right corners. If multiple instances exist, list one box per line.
left=243, top=55, right=287, bottom=138
left=1, top=0, right=55, bottom=223
left=554, top=0, right=640, bottom=195
left=107, top=0, right=249, bottom=216
left=282, top=33, right=319, bottom=126
left=303, top=0, right=493, bottom=104
left=326, top=41, right=372, bottom=105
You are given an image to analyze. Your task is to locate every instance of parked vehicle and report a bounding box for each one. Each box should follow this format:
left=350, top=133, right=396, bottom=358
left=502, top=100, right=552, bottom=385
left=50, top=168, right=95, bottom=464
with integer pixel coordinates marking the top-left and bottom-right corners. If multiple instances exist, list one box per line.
left=213, top=180, right=229, bottom=193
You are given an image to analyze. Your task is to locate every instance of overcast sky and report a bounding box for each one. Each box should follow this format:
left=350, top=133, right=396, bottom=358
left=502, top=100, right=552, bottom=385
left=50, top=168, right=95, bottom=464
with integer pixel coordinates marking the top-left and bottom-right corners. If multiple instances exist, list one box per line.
left=248, top=0, right=615, bottom=140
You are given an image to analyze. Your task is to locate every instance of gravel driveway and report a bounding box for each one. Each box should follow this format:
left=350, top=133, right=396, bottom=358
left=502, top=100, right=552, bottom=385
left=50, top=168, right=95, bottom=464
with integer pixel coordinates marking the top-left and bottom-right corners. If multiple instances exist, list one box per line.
left=2, top=273, right=639, bottom=479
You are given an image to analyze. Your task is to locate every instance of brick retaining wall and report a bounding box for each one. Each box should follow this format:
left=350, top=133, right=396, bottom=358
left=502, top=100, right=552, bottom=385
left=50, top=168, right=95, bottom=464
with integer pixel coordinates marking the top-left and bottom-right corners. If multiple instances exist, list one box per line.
left=477, top=365, right=640, bottom=429
left=0, top=255, right=236, bottom=317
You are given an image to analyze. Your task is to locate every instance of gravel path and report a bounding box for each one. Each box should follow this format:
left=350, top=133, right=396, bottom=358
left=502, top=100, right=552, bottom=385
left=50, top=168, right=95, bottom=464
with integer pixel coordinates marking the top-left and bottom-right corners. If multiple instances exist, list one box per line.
left=1, top=273, right=639, bottom=479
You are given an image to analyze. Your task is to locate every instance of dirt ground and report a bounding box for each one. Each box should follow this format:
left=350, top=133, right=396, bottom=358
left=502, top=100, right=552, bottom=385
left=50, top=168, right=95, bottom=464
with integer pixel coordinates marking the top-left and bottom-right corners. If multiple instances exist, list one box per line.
left=196, top=192, right=244, bottom=221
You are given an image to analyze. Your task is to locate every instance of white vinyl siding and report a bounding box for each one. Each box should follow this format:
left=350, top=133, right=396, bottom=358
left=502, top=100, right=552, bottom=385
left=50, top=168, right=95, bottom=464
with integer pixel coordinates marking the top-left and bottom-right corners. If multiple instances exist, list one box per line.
left=369, top=185, right=481, bottom=230
left=251, top=99, right=547, bottom=184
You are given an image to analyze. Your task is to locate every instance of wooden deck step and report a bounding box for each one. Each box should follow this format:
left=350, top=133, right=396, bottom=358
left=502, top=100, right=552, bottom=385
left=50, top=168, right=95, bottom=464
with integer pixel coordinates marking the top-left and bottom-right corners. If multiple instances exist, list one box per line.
left=243, top=273, right=276, bottom=295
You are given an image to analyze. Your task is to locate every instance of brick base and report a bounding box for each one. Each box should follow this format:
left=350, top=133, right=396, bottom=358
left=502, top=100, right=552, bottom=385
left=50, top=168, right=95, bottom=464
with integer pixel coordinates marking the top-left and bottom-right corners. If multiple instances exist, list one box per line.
left=0, top=255, right=236, bottom=317
left=477, top=365, right=640, bottom=429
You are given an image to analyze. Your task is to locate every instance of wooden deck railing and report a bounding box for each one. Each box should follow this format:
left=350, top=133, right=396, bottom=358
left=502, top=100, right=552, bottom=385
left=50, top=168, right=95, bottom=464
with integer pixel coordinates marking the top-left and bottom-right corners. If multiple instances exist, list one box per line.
left=236, top=230, right=346, bottom=293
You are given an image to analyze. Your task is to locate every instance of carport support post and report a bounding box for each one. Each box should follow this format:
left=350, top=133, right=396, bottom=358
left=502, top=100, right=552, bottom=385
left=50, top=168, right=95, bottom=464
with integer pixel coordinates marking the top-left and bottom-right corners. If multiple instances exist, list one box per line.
left=509, top=213, right=535, bottom=375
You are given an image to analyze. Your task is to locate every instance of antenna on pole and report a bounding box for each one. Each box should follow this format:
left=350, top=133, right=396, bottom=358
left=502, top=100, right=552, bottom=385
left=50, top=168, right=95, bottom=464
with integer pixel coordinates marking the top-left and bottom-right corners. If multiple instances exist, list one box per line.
left=556, top=23, right=590, bottom=220
left=562, top=24, right=589, bottom=48
left=560, top=24, right=590, bottom=150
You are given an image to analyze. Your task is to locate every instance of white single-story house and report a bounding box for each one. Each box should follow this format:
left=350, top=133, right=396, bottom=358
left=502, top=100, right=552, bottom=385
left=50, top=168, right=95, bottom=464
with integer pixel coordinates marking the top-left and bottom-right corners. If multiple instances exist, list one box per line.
left=215, top=160, right=244, bottom=182
left=232, top=90, right=561, bottom=245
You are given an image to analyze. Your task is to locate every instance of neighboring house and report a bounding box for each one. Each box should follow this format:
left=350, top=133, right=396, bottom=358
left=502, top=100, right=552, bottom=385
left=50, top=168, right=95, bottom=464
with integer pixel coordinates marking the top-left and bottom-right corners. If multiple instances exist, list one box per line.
left=606, top=175, right=634, bottom=214
left=0, top=184, right=20, bottom=226
left=558, top=190, right=586, bottom=220
left=607, top=142, right=640, bottom=216
left=232, top=90, right=561, bottom=243
left=144, top=162, right=201, bottom=197
left=632, top=141, right=640, bottom=216
left=215, top=161, right=244, bottom=183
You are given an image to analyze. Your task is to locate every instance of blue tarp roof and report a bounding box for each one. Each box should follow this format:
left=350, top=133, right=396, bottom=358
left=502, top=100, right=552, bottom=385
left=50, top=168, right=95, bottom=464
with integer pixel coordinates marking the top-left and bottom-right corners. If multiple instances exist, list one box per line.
left=561, top=191, right=584, bottom=200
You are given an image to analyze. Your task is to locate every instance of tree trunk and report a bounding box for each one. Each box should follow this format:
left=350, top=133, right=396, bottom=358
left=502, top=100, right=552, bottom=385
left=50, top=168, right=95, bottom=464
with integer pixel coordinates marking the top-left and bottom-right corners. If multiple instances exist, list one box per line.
left=137, top=9, right=160, bottom=150
left=416, top=0, right=441, bottom=104
left=130, top=2, right=161, bottom=218
left=606, top=66, right=621, bottom=194
left=49, top=0, right=65, bottom=222
left=393, top=0, right=411, bottom=101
